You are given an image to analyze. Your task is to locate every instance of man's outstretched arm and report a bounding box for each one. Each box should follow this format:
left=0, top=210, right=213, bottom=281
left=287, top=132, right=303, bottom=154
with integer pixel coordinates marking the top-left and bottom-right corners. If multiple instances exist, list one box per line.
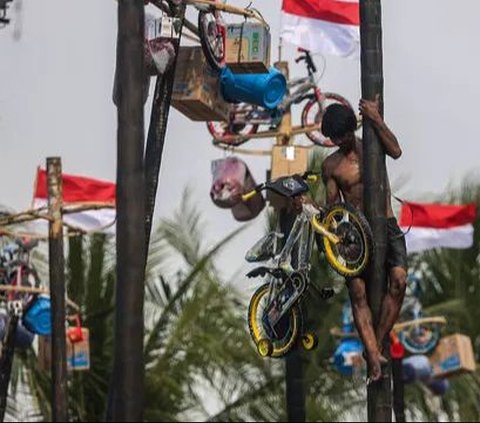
left=359, top=94, right=402, bottom=160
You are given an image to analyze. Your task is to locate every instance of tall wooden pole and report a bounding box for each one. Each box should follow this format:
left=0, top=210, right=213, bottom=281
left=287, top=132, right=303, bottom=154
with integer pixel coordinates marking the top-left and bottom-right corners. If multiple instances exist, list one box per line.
left=359, top=1, right=392, bottom=421
left=47, top=157, right=68, bottom=422
left=144, top=4, right=186, bottom=251
left=107, top=1, right=146, bottom=421
left=0, top=310, right=19, bottom=422
left=274, top=62, right=306, bottom=423
left=392, top=358, right=406, bottom=422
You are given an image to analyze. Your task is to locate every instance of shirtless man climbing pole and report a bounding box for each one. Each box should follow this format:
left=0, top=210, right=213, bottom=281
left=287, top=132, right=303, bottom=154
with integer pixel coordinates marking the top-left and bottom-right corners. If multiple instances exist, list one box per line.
left=320, top=95, right=408, bottom=382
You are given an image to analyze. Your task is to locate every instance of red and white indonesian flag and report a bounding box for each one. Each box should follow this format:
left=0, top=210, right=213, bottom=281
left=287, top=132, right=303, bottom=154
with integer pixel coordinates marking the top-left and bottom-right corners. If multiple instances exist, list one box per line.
left=33, top=168, right=116, bottom=234
left=399, top=202, right=477, bottom=254
left=281, top=0, right=360, bottom=57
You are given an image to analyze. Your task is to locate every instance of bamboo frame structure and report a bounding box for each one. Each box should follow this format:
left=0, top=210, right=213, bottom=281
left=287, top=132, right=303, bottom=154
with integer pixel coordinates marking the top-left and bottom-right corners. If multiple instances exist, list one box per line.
left=392, top=317, right=447, bottom=332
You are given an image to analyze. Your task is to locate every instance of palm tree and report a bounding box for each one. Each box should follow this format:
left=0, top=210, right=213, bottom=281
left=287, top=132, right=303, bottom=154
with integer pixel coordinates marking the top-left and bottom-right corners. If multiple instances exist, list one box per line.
left=5, top=191, right=290, bottom=422
left=403, top=176, right=480, bottom=422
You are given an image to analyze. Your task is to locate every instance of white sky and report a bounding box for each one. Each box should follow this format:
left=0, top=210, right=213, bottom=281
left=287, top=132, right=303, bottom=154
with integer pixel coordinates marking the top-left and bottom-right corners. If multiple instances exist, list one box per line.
left=1, top=0, right=480, bottom=282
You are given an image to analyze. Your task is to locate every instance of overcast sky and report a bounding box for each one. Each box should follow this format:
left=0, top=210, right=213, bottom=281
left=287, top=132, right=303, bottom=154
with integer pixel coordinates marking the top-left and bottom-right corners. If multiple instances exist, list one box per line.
left=1, top=0, right=480, bottom=283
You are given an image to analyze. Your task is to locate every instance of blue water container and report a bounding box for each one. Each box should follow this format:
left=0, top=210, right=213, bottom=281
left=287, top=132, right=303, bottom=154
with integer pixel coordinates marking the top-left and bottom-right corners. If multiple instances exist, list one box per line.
left=220, top=66, right=287, bottom=109
left=333, top=338, right=364, bottom=376
left=402, top=355, right=432, bottom=383
left=23, top=296, right=52, bottom=336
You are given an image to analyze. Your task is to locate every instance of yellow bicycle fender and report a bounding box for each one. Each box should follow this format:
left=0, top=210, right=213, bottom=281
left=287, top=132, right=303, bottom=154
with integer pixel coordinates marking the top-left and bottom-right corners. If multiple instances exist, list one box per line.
left=311, top=215, right=340, bottom=244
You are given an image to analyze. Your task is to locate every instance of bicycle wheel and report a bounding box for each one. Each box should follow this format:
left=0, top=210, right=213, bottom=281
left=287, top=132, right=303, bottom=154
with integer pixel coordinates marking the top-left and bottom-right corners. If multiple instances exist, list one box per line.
left=207, top=104, right=259, bottom=146
left=6, top=262, right=40, bottom=308
left=207, top=121, right=259, bottom=145
left=398, top=322, right=442, bottom=355
left=248, top=283, right=301, bottom=358
left=302, top=332, right=319, bottom=351
left=198, top=10, right=225, bottom=72
left=319, top=203, right=373, bottom=278
left=301, top=93, right=357, bottom=147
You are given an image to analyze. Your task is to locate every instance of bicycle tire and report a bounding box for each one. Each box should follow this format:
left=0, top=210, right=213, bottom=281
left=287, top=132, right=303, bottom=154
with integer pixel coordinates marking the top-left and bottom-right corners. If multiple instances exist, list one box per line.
left=301, top=93, right=358, bottom=147
left=248, top=283, right=302, bottom=358
left=198, top=10, right=225, bottom=72
left=5, top=261, right=40, bottom=307
left=207, top=119, right=259, bottom=146
left=319, top=203, right=373, bottom=278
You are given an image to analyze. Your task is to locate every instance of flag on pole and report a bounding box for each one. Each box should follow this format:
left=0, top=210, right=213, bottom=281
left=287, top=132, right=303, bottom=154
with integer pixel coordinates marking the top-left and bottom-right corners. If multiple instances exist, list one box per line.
left=399, top=202, right=477, bottom=253
left=280, top=0, right=360, bottom=57
left=33, top=168, right=116, bottom=234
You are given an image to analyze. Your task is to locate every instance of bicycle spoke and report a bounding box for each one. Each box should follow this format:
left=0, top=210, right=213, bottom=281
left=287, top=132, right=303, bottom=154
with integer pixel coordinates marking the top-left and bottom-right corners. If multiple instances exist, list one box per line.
left=337, top=255, right=347, bottom=268
left=341, top=210, right=350, bottom=224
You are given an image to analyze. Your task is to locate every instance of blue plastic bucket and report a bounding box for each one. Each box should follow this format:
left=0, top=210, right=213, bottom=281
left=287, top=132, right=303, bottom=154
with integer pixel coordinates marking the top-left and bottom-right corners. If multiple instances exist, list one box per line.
left=23, top=296, right=52, bottom=336
left=402, top=355, right=432, bottom=383
left=220, top=66, right=287, bottom=109
left=333, top=338, right=364, bottom=376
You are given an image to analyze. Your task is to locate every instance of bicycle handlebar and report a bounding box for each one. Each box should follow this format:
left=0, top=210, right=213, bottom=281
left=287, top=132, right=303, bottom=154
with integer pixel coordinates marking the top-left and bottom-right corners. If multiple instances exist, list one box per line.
left=294, top=49, right=317, bottom=74
left=241, top=172, right=320, bottom=202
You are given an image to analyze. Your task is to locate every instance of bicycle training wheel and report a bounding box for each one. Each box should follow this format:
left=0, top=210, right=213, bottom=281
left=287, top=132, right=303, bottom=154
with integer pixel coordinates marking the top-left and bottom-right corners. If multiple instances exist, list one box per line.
left=248, top=284, right=301, bottom=358
left=319, top=203, right=373, bottom=278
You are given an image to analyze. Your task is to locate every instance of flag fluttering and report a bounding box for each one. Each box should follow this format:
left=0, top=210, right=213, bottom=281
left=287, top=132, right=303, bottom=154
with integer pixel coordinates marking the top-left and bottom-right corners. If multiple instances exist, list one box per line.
left=399, top=202, right=477, bottom=253
left=33, top=168, right=116, bottom=234
left=281, top=0, right=360, bottom=57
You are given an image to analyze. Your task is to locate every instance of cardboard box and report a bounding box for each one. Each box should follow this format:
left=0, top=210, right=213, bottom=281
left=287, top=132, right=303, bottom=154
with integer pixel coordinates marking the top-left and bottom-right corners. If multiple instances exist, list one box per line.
left=430, top=334, right=476, bottom=378
left=268, top=146, right=309, bottom=209
left=37, top=329, right=90, bottom=372
left=172, top=47, right=231, bottom=121
left=68, top=329, right=90, bottom=371
left=225, top=22, right=271, bottom=74
left=271, top=146, right=309, bottom=180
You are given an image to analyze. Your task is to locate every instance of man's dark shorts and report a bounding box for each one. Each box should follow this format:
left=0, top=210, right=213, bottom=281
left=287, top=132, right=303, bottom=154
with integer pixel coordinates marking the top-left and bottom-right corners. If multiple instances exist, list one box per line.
left=386, top=217, right=408, bottom=271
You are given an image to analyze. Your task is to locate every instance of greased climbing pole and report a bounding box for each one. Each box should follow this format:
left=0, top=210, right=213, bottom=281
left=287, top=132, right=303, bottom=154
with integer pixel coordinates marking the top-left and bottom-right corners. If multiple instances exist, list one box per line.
left=144, top=0, right=186, bottom=251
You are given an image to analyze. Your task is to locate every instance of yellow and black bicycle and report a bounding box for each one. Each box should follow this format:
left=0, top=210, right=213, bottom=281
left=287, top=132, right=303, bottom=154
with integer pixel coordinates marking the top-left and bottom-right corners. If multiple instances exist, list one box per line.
left=242, top=172, right=373, bottom=358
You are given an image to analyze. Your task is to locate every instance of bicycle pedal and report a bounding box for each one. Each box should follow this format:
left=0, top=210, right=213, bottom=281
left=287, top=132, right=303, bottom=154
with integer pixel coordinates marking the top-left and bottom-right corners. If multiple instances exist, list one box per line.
left=246, top=266, right=269, bottom=278
left=320, top=287, right=335, bottom=300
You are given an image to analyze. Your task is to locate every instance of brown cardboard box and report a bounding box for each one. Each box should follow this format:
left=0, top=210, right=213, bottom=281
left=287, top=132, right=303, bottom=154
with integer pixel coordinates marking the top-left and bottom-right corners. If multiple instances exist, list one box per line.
left=172, top=47, right=231, bottom=121
left=225, top=22, right=271, bottom=74
left=37, top=329, right=90, bottom=372
left=271, top=146, right=309, bottom=180
left=67, top=329, right=90, bottom=371
left=430, top=334, right=476, bottom=378
left=268, top=146, right=309, bottom=209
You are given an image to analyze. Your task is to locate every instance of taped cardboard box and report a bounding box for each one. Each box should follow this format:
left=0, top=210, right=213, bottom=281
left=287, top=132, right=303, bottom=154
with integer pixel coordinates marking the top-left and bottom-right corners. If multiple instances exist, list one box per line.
left=268, top=146, right=309, bottom=209
left=271, top=146, right=308, bottom=180
left=172, top=47, right=231, bottom=121
left=38, top=329, right=91, bottom=372
left=430, top=334, right=476, bottom=378
left=225, top=22, right=271, bottom=74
